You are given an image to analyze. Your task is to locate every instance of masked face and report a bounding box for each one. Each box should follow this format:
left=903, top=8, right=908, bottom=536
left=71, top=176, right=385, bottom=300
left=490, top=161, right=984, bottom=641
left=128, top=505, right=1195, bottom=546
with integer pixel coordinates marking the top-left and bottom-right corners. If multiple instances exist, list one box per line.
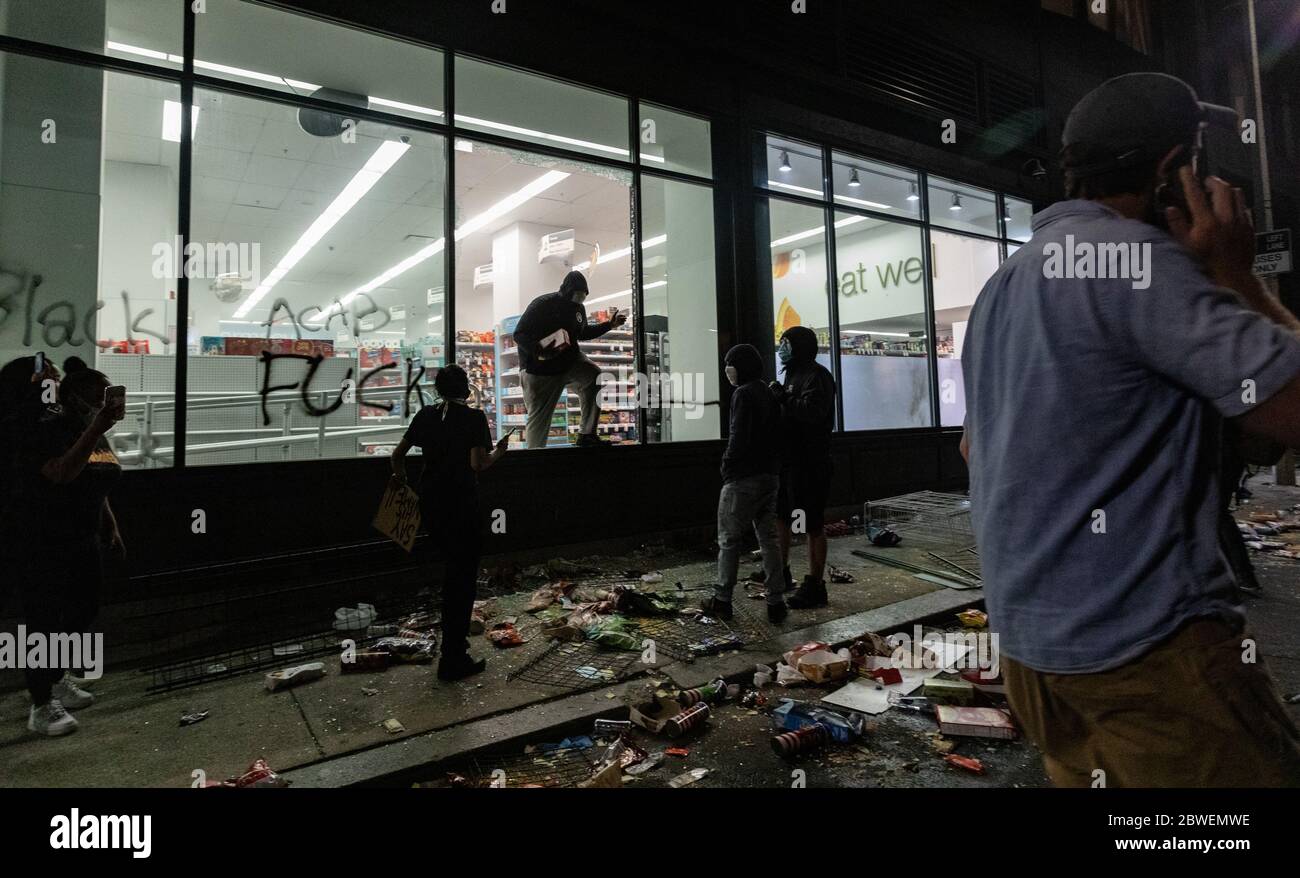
left=777, top=338, right=793, bottom=365
left=572, top=289, right=588, bottom=305
left=724, top=364, right=739, bottom=386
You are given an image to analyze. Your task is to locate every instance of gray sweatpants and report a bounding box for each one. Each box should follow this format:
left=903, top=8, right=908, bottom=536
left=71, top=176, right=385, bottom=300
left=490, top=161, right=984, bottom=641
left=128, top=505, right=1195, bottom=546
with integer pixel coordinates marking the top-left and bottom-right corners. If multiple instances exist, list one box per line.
left=521, top=357, right=601, bottom=449
left=715, top=473, right=785, bottom=607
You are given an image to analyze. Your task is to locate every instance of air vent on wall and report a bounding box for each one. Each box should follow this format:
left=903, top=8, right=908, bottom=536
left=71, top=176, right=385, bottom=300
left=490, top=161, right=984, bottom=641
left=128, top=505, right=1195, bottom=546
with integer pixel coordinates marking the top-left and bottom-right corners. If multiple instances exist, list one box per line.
left=842, top=21, right=980, bottom=123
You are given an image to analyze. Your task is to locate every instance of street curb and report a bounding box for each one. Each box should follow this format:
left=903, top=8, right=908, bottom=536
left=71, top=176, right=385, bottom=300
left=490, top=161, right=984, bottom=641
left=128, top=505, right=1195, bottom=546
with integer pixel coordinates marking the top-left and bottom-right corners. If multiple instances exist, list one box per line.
left=282, top=587, right=983, bottom=787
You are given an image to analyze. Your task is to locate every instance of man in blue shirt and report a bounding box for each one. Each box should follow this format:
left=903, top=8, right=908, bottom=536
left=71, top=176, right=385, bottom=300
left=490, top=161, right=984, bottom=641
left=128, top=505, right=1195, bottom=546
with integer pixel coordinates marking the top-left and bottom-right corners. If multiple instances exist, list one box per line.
left=962, top=73, right=1300, bottom=786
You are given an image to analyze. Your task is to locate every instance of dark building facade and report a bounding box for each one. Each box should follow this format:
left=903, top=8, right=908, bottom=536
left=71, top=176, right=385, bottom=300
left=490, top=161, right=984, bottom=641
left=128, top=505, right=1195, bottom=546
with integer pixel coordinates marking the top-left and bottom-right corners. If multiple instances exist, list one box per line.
left=0, top=0, right=1293, bottom=607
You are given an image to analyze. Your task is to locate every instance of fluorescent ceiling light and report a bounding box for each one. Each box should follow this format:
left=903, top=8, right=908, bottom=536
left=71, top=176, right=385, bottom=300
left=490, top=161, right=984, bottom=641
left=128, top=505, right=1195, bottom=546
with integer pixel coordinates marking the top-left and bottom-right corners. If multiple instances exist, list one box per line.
left=233, top=139, right=411, bottom=318
left=162, top=100, right=199, bottom=142
left=368, top=96, right=444, bottom=118
left=586, top=280, right=666, bottom=305
left=193, top=58, right=319, bottom=92
left=836, top=194, right=892, bottom=210
left=770, top=215, right=866, bottom=248
left=843, top=330, right=916, bottom=337
left=456, top=113, right=633, bottom=160
left=571, top=234, right=667, bottom=272
left=768, top=180, right=821, bottom=197
left=107, top=41, right=180, bottom=63
left=331, top=170, right=571, bottom=311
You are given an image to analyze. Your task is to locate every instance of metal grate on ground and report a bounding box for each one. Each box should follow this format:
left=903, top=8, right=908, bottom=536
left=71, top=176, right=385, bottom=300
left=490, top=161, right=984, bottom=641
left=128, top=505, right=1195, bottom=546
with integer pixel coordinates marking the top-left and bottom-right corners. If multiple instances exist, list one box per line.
left=140, top=593, right=433, bottom=694
left=866, top=491, right=975, bottom=549
left=631, top=613, right=745, bottom=662
left=466, top=744, right=598, bottom=788
left=506, top=638, right=645, bottom=691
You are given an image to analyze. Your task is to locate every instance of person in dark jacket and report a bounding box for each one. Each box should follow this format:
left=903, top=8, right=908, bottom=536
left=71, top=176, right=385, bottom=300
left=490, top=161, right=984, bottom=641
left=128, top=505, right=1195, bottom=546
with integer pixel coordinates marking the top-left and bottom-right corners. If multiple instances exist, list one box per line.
left=771, top=325, right=836, bottom=609
left=7, top=356, right=124, bottom=737
left=391, top=364, right=509, bottom=681
left=512, top=270, right=627, bottom=449
left=701, top=344, right=788, bottom=623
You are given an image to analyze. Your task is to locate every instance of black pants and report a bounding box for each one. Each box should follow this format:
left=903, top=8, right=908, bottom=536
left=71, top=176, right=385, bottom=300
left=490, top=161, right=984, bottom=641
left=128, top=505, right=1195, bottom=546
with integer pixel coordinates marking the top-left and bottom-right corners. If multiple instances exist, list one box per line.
left=19, top=539, right=103, bottom=706
left=421, top=500, right=481, bottom=660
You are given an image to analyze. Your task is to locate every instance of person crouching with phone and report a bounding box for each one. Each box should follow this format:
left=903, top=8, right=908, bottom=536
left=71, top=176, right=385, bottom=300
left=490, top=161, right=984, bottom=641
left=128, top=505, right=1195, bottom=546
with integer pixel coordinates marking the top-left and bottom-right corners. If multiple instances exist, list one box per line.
left=11, top=356, right=125, bottom=737
left=390, top=364, right=509, bottom=681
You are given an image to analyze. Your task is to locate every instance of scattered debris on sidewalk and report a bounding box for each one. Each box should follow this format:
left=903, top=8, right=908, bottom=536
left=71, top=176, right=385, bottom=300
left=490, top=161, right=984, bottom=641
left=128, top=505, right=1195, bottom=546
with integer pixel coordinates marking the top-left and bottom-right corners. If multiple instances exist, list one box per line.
left=265, top=661, right=325, bottom=692
left=179, top=710, right=209, bottom=726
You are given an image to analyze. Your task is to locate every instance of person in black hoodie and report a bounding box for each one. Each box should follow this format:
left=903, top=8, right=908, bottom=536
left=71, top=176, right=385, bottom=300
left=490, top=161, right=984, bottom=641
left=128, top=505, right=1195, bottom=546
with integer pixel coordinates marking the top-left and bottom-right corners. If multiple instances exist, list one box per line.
left=700, top=344, right=788, bottom=623
left=512, top=270, right=627, bottom=449
left=771, top=325, right=836, bottom=609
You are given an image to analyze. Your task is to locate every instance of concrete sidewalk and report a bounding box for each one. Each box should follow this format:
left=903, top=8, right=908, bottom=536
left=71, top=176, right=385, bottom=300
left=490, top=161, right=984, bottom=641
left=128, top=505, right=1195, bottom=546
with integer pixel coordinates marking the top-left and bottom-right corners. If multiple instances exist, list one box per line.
left=0, top=530, right=971, bottom=788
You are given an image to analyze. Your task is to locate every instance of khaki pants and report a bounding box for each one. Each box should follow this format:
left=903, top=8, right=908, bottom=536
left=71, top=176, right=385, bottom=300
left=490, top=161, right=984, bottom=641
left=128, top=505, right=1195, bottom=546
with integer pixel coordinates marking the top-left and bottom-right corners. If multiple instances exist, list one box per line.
left=1004, top=617, right=1300, bottom=787
left=521, top=357, right=601, bottom=449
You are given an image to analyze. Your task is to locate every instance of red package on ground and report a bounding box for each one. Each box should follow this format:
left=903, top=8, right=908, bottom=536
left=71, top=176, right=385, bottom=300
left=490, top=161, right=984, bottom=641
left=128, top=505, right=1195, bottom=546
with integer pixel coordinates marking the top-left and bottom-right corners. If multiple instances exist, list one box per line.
left=944, top=753, right=985, bottom=775
left=488, top=622, right=526, bottom=647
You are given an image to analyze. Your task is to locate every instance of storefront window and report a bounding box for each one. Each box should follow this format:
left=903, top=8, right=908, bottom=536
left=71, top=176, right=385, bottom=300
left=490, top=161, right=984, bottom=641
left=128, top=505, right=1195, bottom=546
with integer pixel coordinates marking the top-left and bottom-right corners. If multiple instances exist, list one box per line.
left=1004, top=195, right=1033, bottom=242
left=831, top=153, right=921, bottom=217
left=639, top=103, right=712, bottom=178
left=0, top=53, right=180, bottom=469
left=927, top=176, right=998, bottom=238
left=454, top=56, right=629, bottom=161
left=185, top=88, right=447, bottom=465
left=759, top=134, right=824, bottom=198
left=639, top=176, right=720, bottom=442
left=834, top=215, right=931, bottom=429
left=195, top=0, right=444, bottom=123
left=932, top=230, right=1000, bottom=426
left=766, top=197, right=832, bottom=364
left=1, top=0, right=182, bottom=66
left=453, top=141, right=633, bottom=447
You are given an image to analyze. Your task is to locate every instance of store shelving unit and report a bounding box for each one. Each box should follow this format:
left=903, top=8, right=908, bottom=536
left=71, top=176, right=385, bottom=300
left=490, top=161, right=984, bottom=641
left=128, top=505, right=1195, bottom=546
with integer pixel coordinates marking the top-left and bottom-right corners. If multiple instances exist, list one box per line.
left=457, top=330, right=497, bottom=440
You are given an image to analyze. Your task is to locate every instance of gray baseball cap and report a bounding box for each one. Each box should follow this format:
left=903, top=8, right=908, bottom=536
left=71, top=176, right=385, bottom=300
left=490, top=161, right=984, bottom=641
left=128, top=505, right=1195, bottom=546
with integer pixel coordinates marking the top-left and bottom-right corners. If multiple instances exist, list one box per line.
left=1062, top=72, right=1238, bottom=177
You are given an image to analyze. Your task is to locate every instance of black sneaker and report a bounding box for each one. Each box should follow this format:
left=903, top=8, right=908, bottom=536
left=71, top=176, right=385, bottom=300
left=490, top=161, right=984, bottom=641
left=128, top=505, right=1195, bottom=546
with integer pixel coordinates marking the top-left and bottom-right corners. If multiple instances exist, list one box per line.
left=767, top=601, right=788, bottom=624
left=437, top=655, right=487, bottom=681
left=699, top=596, right=734, bottom=620
left=574, top=433, right=609, bottom=447
left=786, top=576, right=828, bottom=609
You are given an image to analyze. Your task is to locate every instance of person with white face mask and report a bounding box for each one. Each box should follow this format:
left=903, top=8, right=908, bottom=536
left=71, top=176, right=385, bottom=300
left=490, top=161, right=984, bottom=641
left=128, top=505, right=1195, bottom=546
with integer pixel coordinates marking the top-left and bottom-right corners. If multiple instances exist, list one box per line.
left=512, top=270, right=627, bottom=449
left=700, top=344, right=788, bottom=624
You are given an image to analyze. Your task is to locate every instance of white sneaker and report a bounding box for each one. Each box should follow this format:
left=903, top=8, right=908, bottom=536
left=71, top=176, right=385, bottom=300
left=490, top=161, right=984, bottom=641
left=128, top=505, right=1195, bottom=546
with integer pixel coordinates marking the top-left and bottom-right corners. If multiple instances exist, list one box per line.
left=28, top=700, right=79, bottom=737
left=63, top=672, right=94, bottom=689
left=52, top=678, right=95, bottom=710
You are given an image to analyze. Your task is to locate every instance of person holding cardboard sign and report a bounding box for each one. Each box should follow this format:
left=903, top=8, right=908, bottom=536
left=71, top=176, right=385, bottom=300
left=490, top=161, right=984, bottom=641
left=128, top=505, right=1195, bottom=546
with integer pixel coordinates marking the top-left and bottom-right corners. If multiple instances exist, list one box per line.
left=391, top=364, right=509, bottom=681
left=513, top=270, right=627, bottom=449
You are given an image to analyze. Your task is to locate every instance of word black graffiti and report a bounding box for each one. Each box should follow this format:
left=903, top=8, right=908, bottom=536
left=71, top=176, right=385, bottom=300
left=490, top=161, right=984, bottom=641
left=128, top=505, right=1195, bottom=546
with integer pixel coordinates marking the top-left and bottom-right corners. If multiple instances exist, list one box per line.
left=0, top=269, right=168, bottom=349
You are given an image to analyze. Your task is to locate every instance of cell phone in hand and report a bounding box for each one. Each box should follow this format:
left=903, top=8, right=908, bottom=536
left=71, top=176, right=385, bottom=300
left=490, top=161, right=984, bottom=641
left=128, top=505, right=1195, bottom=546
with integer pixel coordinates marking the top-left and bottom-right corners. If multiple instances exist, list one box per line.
left=104, top=385, right=127, bottom=418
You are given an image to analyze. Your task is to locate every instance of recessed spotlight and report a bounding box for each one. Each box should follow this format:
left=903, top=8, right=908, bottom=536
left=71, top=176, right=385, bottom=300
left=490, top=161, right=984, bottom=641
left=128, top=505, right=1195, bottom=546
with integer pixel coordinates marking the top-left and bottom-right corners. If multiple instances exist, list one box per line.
left=778, top=150, right=792, bottom=172
left=848, top=168, right=861, bottom=187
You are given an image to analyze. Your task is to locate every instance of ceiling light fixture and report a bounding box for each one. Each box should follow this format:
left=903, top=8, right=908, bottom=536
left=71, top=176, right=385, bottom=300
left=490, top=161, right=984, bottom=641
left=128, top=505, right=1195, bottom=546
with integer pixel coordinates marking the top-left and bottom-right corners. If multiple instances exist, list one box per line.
left=768, top=180, right=822, bottom=197
left=162, top=100, right=199, bottom=142
left=586, top=280, right=666, bottom=306
left=837, top=194, right=893, bottom=211
left=906, top=182, right=920, bottom=202
left=778, top=150, right=792, bottom=172
left=233, top=139, right=411, bottom=318
left=950, top=193, right=963, bottom=211
left=331, top=170, right=571, bottom=312
left=571, top=235, right=667, bottom=273
left=770, top=215, right=867, bottom=249
left=848, top=168, right=861, bottom=187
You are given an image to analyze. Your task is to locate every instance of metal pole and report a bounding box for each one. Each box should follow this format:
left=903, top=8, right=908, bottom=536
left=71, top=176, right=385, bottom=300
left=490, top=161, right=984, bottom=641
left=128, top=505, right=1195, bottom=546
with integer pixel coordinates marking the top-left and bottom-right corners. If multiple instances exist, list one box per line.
left=1246, top=0, right=1294, bottom=484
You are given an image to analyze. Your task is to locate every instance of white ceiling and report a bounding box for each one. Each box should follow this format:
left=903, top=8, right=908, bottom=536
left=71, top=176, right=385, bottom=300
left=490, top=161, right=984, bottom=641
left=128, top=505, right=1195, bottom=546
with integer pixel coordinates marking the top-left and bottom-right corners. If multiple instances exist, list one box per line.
left=102, top=73, right=634, bottom=332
